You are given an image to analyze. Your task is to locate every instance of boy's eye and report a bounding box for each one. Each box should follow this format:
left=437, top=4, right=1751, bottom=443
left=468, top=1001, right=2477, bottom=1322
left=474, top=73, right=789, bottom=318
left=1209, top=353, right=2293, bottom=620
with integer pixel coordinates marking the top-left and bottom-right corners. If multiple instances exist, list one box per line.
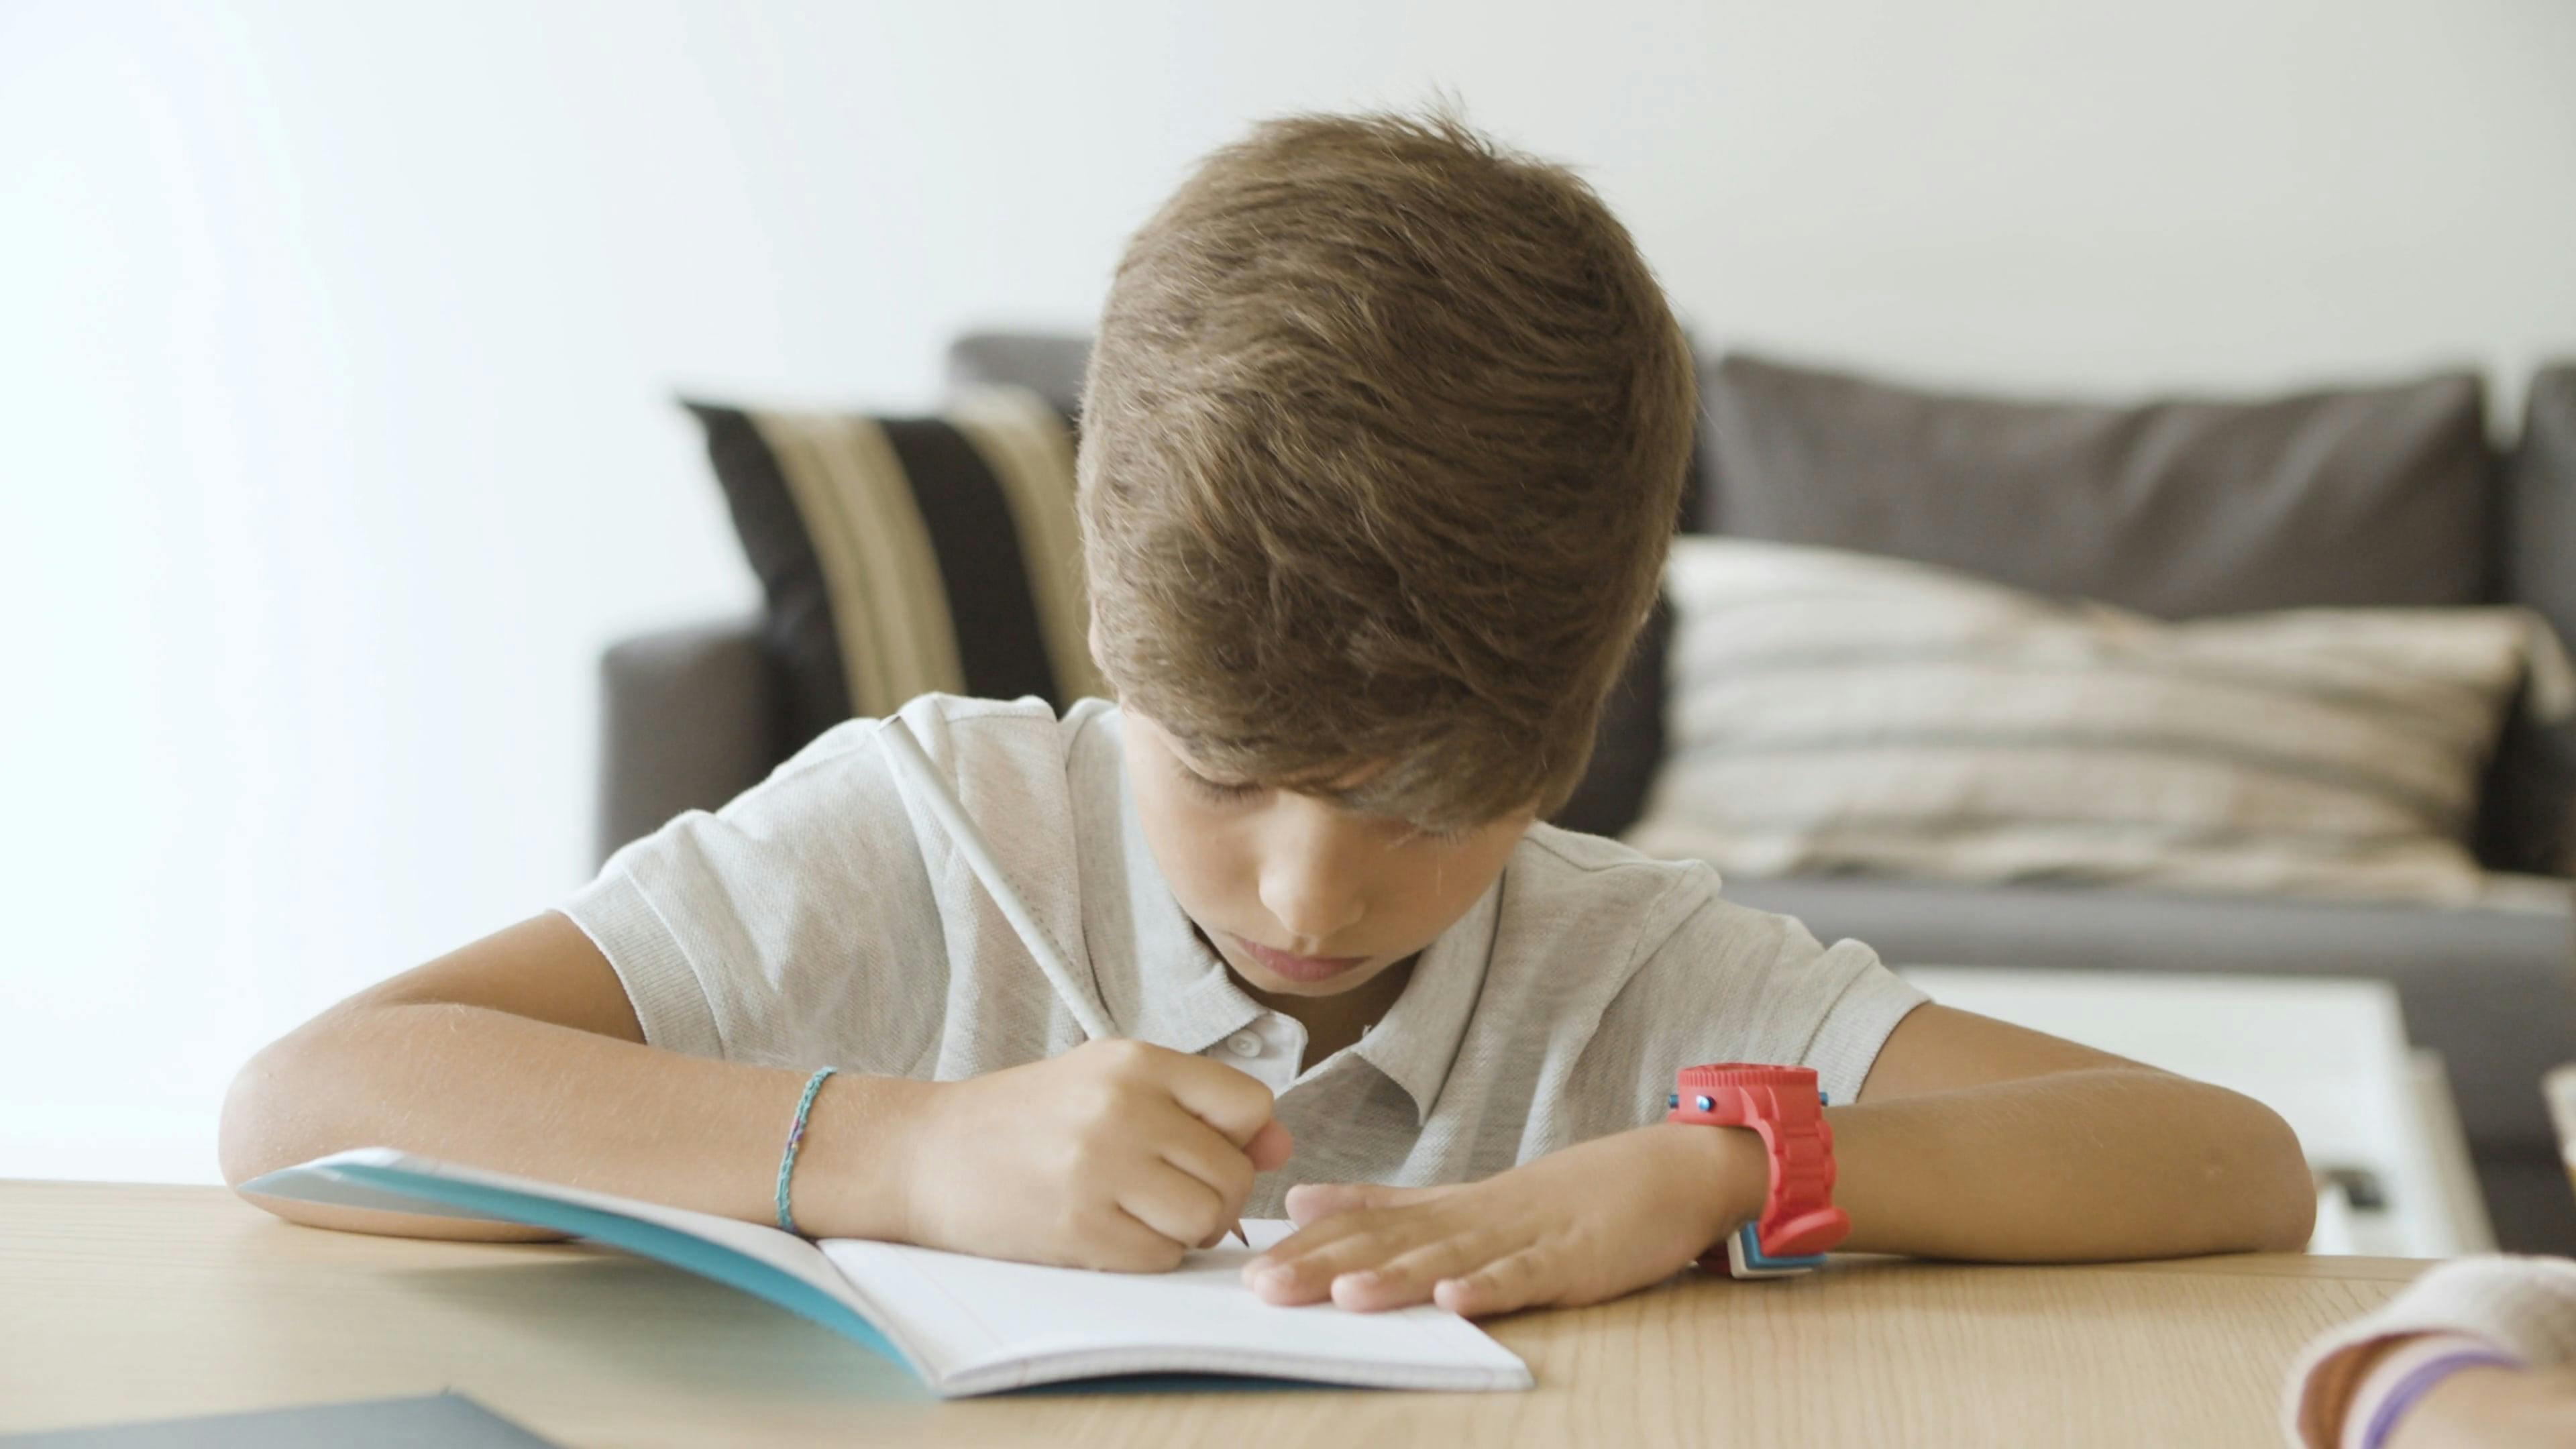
left=1179, top=766, right=1261, bottom=803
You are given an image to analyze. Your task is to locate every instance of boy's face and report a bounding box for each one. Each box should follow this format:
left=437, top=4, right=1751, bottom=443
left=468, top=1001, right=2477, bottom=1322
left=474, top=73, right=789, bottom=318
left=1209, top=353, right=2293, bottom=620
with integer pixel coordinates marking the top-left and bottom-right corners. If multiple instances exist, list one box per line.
left=1120, top=708, right=1532, bottom=1000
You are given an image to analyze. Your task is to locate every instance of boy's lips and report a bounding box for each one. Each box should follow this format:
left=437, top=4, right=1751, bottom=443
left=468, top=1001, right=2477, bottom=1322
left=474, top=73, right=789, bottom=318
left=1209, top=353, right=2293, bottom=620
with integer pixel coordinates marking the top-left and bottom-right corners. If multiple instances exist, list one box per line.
left=1232, top=935, right=1371, bottom=983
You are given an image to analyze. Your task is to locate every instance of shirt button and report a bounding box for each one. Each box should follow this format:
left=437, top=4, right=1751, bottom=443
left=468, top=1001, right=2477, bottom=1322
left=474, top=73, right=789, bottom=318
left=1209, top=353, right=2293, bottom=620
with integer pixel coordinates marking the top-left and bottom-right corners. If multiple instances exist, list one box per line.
left=1225, top=1032, right=1263, bottom=1059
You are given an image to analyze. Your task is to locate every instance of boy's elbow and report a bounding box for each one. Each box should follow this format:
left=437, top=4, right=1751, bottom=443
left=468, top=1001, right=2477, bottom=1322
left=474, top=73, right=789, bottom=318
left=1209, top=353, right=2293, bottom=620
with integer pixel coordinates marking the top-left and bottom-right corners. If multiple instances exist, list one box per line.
left=217, top=1014, right=362, bottom=1198
left=2227, top=1093, right=2316, bottom=1253
left=2249, top=1167, right=2318, bottom=1254
left=217, top=1030, right=313, bottom=1196
left=217, top=1020, right=564, bottom=1242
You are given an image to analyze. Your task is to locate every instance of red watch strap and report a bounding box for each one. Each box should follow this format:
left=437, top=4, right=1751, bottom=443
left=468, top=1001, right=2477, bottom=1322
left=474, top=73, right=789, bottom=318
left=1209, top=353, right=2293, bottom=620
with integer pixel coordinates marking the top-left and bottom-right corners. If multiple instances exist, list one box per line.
left=1668, top=1064, right=1850, bottom=1260
left=1744, top=1111, right=1847, bottom=1256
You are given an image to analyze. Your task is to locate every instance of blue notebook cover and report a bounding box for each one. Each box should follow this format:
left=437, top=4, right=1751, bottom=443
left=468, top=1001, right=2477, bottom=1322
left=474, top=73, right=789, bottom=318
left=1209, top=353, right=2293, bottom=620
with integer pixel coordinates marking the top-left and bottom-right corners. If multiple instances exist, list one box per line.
left=241, top=1152, right=912, bottom=1373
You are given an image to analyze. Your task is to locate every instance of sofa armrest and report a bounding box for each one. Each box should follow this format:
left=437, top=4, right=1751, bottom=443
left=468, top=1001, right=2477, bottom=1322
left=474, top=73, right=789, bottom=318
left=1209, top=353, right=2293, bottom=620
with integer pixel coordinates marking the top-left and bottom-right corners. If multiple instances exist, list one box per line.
left=595, top=612, right=783, bottom=871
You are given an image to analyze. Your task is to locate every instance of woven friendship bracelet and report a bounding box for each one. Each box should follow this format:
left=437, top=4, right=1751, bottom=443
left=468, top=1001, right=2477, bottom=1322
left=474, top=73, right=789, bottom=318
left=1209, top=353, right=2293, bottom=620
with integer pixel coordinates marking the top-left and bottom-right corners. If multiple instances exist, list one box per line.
left=774, top=1066, right=839, bottom=1236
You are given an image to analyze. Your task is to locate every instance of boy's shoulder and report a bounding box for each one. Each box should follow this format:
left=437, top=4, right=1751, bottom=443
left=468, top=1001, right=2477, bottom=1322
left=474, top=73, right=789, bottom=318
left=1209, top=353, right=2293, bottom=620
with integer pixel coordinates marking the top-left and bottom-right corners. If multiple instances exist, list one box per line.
left=1497, top=822, right=1732, bottom=957
left=1511, top=820, right=1720, bottom=898
left=714, top=694, right=1114, bottom=857
left=1466, top=824, right=1841, bottom=1072
left=763, top=693, right=1101, bottom=779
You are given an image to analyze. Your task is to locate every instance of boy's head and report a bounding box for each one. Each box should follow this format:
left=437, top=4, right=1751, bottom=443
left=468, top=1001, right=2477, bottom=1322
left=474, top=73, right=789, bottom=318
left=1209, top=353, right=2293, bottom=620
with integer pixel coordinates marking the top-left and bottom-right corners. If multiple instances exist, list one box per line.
left=1078, top=107, right=1695, bottom=998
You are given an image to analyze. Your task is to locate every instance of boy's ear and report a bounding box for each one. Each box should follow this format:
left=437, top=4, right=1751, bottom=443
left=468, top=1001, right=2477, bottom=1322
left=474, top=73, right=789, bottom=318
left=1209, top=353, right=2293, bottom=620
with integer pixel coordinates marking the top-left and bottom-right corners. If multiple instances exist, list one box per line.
left=1084, top=614, right=1124, bottom=703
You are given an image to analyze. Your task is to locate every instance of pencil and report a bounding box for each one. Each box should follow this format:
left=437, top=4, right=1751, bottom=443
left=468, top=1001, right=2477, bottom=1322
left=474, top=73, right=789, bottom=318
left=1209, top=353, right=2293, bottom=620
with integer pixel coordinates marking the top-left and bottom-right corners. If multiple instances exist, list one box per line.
left=877, top=717, right=1251, bottom=1249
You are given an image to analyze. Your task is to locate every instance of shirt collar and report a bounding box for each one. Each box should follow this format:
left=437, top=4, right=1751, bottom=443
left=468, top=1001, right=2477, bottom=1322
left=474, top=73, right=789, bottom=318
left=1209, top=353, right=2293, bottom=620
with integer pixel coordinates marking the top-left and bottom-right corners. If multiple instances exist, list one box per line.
left=1348, top=874, right=1501, bottom=1126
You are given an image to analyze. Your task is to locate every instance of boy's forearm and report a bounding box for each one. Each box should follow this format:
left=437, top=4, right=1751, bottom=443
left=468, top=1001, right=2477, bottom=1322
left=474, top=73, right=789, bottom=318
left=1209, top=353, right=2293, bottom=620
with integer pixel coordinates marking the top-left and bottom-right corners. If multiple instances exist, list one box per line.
left=1820, top=1069, right=2315, bottom=1260
left=2396, top=1365, right=2576, bottom=1449
left=219, top=1001, right=929, bottom=1242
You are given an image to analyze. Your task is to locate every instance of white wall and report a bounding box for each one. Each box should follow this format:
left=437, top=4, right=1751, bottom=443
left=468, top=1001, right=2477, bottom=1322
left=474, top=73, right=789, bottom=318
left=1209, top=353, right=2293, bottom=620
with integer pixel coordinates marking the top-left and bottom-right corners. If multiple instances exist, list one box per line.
left=6, top=0, right=2573, bottom=1182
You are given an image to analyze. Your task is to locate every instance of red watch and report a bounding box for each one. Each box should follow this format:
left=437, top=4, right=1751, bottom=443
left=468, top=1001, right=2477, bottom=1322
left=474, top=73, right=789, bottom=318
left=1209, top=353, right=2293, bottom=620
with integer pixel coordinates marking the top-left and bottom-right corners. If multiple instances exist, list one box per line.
left=1666, top=1063, right=1849, bottom=1278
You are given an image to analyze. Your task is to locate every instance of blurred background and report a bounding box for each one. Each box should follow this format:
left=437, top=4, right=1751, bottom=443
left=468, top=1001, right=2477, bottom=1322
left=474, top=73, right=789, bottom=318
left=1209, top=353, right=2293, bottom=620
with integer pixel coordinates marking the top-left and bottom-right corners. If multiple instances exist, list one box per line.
left=5, top=2, right=2574, bottom=1252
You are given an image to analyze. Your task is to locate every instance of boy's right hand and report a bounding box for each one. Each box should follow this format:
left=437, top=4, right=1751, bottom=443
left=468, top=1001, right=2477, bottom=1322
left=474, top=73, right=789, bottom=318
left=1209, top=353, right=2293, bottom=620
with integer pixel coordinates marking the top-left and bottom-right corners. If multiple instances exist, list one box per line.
left=885, top=1038, right=1292, bottom=1272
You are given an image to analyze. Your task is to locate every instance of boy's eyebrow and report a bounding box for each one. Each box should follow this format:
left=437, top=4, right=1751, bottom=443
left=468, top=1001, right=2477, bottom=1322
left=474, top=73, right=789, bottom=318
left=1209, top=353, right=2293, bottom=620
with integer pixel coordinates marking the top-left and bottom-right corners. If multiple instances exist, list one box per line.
left=1165, top=722, right=1513, bottom=826
left=1172, top=742, right=1387, bottom=798
left=1179, top=742, right=1495, bottom=833
left=1295, top=777, right=1476, bottom=834
left=1270, top=768, right=1395, bottom=812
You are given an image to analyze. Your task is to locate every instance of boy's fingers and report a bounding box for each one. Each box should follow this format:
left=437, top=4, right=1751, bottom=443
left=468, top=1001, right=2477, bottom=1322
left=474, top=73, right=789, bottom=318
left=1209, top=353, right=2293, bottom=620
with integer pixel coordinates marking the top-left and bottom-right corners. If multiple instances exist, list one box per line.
left=1151, top=1106, right=1259, bottom=1215
left=1247, top=1214, right=1450, bottom=1301
left=1285, top=1180, right=1452, bottom=1225
left=1330, top=1229, right=1509, bottom=1312
left=1116, top=1162, right=1230, bottom=1256
left=1065, top=1206, right=1195, bottom=1273
left=1238, top=1214, right=1374, bottom=1295
left=1149, top=1051, right=1279, bottom=1149
left=1434, top=1245, right=1556, bottom=1318
left=1245, top=1119, right=1293, bottom=1171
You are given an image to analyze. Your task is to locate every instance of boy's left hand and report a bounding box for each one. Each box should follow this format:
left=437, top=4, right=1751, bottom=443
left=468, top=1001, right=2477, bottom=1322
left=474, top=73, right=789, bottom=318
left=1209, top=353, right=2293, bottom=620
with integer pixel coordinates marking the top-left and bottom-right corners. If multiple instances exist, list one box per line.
left=1242, top=1122, right=1769, bottom=1318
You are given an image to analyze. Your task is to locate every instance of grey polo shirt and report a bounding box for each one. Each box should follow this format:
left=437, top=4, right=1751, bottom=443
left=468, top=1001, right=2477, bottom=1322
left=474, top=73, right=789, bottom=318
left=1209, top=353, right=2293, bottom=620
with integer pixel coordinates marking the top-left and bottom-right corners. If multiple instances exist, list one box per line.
left=559, top=694, right=1926, bottom=1217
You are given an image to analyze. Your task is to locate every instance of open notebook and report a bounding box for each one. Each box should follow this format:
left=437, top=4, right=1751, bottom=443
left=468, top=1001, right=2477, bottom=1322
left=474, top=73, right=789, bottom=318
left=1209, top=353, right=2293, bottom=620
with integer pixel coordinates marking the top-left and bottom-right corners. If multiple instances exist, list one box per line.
left=243, top=1149, right=1532, bottom=1398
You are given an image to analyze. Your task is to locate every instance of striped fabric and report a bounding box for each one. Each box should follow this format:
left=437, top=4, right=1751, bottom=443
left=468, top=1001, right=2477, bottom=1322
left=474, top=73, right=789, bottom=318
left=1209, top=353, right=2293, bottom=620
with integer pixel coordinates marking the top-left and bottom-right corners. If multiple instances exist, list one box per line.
left=1627, top=538, right=2576, bottom=904
left=688, top=386, right=1105, bottom=748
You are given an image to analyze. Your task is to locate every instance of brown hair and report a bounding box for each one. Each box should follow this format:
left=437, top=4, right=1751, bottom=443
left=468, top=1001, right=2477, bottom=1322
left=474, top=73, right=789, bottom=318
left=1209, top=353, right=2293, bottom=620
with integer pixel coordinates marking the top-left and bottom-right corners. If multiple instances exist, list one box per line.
left=1077, top=106, right=1695, bottom=830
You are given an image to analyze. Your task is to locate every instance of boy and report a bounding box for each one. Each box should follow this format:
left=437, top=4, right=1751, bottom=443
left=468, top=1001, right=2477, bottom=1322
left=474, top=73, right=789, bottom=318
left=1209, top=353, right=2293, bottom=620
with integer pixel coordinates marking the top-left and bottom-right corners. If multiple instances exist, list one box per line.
left=222, top=109, right=2313, bottom=1320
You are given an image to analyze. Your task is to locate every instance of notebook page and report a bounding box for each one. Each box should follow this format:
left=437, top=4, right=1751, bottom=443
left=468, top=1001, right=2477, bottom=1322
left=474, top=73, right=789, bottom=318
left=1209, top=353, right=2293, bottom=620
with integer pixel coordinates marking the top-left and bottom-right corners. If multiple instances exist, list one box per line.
left=817, top=1220, right=1531, bottom=1394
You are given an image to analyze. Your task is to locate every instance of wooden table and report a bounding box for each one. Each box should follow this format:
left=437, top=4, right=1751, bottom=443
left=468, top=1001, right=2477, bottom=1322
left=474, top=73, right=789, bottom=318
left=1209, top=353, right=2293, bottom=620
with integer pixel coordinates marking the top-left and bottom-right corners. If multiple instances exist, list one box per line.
left=0, top=1182, right=2422, bottom=1448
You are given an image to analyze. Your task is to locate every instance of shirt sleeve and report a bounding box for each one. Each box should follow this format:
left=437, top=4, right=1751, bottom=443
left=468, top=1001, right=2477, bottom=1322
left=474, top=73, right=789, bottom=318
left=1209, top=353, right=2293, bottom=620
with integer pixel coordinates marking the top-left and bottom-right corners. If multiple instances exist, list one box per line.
left=1577, top=880, right=1931, bottom=1128
left=553, top=714, right=951, bottom=1072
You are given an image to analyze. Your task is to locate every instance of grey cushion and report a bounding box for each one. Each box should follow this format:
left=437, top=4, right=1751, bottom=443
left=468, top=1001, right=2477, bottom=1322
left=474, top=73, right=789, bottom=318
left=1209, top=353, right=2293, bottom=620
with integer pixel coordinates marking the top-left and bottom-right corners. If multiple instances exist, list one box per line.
left=947, top=331, right=1093, bottom=419
left=595, top=614, right=780, bottom=868
left=2485, top=365, right=2576, bottom=875
left=1699, top=353, right=2494, bottom=621
left=2508, top=366, right=2576, bottom=644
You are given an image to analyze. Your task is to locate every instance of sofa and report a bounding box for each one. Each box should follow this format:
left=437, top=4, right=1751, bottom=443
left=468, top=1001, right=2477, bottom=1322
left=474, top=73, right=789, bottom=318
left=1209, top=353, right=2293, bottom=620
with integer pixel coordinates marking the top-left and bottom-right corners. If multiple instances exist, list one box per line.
left=595, top=331, right=2576, bottom=1252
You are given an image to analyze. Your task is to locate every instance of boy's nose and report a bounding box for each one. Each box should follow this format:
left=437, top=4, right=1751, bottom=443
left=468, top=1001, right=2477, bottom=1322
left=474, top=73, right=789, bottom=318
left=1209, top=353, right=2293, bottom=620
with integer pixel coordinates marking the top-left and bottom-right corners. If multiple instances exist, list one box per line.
left=1260, top=873, right=1366, bottom=946
left=1256, top=810, right=1369, bottom=946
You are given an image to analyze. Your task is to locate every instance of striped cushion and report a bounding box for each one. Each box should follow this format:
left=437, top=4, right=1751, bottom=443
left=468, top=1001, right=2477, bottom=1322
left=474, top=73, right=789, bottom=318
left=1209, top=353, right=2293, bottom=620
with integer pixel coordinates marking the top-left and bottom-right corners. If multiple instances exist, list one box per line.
left=1627, top=538, right=2576, bottom=904
left=688, top=387, right=1105, bottom=754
